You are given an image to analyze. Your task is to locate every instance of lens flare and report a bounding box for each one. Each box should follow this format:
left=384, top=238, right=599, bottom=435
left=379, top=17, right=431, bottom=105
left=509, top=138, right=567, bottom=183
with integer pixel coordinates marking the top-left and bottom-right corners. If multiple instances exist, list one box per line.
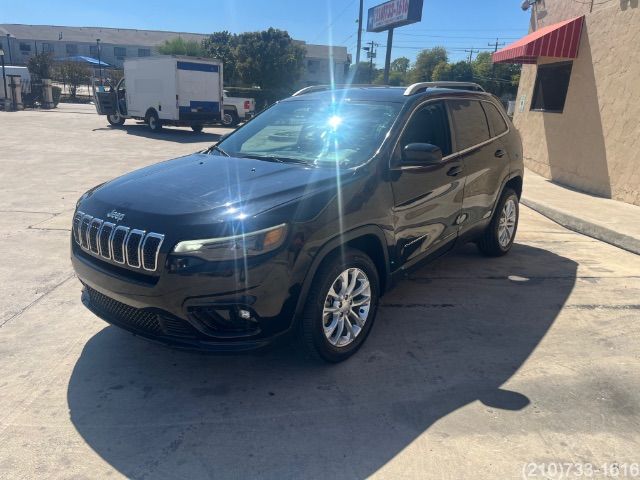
left=328, top=115, right=342, bottom=129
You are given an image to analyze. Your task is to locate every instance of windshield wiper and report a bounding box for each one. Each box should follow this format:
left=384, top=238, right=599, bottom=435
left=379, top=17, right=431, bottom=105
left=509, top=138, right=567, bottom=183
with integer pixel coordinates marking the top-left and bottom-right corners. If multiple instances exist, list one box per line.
left=206, top=145, right=229, bottom=156
left=240, top=154, right=310, bottom=165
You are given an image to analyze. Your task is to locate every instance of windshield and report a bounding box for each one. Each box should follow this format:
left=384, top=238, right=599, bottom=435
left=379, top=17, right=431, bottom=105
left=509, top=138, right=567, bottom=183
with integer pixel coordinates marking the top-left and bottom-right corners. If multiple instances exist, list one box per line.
left=214, top=99, right=402, bottom=167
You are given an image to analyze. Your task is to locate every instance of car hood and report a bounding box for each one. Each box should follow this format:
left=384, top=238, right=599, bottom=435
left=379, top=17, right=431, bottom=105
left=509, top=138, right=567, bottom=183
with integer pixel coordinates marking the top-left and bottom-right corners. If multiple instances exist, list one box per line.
left=80, top=153, right=345, bottom=226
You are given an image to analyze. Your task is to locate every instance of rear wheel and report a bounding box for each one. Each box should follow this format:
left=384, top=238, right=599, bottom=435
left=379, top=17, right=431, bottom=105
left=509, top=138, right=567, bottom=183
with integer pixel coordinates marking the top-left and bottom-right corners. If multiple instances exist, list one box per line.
left=191, top=125, right=203, bottom=133
left=300, top=249, right=379, bottom=362
left=107, top=113, right=125, bottom=126
left=221, top=110, right=240, bottom=127
left=146, top=110, right=162, bottom=132
left=477, top=188, right=519, bottom=257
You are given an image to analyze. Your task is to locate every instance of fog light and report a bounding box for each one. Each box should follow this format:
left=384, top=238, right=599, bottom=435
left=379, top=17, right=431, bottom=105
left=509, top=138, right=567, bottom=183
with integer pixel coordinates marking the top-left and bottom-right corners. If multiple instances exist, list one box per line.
left=238, top=309, right=251, bottom=320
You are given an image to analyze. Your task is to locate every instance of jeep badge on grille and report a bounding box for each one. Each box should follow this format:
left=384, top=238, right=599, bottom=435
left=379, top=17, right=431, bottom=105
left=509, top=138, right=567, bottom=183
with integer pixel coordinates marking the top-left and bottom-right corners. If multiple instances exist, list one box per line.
left=106, top=210, right=125, bottom=221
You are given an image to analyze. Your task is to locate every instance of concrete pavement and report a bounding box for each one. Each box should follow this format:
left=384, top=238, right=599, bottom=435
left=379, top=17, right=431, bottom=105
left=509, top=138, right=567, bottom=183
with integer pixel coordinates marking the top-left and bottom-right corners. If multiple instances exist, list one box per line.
left=1, top=104, right=640, bottom=479
left=522, top=168, right=640, bottom=255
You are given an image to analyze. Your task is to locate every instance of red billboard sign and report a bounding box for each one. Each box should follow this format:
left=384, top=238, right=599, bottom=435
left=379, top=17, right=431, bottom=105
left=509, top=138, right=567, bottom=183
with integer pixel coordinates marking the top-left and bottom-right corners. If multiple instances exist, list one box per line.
left=366, top=0, right=423, bottom=32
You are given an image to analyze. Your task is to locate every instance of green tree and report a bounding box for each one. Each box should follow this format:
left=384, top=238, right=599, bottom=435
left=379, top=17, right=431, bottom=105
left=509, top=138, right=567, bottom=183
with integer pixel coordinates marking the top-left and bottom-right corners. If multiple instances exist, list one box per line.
left=472, top=52, right=521, bottom=97
left=157, top=37, right=203, bottom=57
left=234, top=28, right=305, bottom=90
left=408, top=47, right=448, bottom=83
left=448, top=61, right=474, bottom=82
left=348, top=62, right=377, bottom=84
left=55, top=61, right=90, bottom=99
left=431, top=61, right=452, bottom=81
left=391, top=56, right=410, bottom=74
left=202, top=31, right=238, bottom=84
left=373, top=70, right=405, bottom=86
left=27, top=52, right=54, bottom=80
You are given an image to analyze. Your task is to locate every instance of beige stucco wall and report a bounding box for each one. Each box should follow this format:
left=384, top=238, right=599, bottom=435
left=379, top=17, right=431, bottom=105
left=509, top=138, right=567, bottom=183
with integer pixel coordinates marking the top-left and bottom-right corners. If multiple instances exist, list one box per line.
left=513, top=1, right=640, bottom=205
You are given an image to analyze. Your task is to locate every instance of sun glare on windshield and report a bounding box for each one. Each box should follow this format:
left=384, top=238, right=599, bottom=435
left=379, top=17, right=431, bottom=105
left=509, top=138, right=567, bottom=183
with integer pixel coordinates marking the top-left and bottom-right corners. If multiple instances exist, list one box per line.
left=327, top=115, right=343, bottom=129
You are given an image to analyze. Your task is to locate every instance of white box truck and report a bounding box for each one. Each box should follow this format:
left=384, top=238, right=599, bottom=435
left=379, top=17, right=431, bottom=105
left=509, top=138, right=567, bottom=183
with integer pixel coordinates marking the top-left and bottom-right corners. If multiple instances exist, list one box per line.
left=94, top=55, right=223, bottom=133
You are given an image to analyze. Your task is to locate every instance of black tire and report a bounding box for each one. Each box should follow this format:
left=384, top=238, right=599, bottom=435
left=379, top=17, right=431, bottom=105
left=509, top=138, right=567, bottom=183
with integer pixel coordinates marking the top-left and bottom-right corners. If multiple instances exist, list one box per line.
left=146, top=110, right=162, bottom=132
left=477, top=188, right=519, bottom=257
left=222, top=110, right=240, bottom=127
left=107, top=113, right=125, bottom=126
left=300, top=248, right=380, bottom=363
left=191, top=125, right=204, bottom=133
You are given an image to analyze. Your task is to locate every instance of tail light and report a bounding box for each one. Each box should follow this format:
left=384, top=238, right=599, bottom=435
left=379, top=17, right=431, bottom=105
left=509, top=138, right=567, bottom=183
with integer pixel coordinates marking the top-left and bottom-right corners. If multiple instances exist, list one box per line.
left=244, top=100, right=251, bottom=111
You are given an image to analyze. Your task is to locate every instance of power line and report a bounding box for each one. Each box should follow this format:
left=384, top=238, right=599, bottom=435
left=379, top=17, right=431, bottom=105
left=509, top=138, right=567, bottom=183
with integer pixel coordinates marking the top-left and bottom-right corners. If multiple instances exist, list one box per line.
left=395, top=33, right=520, bottom=40
left=311, top=0, right=358, bottom=43
left=488, top=38, right=507, bottom=53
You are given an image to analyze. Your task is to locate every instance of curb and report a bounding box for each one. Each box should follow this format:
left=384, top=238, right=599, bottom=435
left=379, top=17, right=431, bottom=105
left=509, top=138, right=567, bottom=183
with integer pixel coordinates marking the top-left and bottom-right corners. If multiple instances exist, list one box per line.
left=521, top=196, right=640, bottom=255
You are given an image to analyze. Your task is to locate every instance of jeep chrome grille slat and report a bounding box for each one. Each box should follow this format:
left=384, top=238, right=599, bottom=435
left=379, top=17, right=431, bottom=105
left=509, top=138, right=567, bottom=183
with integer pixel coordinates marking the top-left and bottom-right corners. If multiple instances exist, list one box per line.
left=73, top=211, right=164, bottom=272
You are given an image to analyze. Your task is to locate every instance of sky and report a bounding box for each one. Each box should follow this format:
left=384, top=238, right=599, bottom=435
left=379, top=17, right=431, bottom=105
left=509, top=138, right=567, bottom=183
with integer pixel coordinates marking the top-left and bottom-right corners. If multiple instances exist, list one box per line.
left=1, top=0, right=532, bottom=64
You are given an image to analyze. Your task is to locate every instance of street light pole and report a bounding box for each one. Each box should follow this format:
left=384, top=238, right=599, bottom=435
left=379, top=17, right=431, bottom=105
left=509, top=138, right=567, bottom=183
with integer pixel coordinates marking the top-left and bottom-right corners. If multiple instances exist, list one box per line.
left=6, top=34, right=12, bottom=64
left=0, top=48, right=8, bottom=101
left=96, top=38, right=102, bottom=86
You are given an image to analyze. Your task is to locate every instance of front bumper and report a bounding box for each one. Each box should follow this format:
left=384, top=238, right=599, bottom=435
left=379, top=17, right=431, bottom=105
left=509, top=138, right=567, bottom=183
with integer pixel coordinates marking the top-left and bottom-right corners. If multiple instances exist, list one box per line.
left=72, top=242, right=298, bottom=352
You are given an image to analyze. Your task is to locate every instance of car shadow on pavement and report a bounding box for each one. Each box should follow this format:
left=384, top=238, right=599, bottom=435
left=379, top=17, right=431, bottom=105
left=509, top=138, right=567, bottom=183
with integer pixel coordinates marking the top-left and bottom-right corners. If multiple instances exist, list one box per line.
left=92, top=124, right=225, bottom=144
left=67, top=243, right=577, bottom=479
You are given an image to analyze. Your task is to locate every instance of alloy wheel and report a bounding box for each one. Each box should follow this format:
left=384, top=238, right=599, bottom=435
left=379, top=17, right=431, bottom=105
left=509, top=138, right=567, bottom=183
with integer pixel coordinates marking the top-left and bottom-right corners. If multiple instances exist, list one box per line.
left=322, top=268, right=371, bottom=347
left=498, top=198, right=517, bottom=248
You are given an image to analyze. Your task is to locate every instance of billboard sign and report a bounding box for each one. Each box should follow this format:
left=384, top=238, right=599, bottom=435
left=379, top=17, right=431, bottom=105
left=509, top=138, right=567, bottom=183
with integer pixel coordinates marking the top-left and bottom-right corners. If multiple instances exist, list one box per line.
left=366, top=0, right=423, bottom=32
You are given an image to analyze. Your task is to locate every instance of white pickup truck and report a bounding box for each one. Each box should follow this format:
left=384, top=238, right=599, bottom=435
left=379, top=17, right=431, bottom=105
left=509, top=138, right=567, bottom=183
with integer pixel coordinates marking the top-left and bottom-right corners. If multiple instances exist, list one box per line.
left=222, top=90, right=255, bottom=126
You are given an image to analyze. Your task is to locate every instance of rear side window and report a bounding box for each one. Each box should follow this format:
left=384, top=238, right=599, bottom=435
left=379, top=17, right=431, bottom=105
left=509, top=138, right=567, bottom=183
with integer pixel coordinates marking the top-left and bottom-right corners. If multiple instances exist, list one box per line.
left=448, top=99, right=490, bottom=152
left=482, top=102, right=508, bottom=137
left=399, top=101, right=451, bottom=156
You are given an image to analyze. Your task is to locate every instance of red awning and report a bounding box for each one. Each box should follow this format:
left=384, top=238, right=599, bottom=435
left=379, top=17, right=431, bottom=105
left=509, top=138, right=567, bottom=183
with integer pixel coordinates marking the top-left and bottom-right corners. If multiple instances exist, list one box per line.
left=492, top=16, right=584, bottom=64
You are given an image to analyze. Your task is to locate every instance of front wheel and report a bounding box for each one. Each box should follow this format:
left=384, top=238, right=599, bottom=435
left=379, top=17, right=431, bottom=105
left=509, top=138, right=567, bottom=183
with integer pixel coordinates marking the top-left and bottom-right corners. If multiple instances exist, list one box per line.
left=477, top=188, right=519, bottom=257
left=107, top=113, right=125, bottom=126
left=300, top=249, right=380, bottom=362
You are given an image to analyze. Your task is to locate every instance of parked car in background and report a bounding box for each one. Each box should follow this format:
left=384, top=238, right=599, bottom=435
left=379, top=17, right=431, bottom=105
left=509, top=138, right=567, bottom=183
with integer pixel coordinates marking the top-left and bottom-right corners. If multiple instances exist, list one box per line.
left=94, top=55, right=223, bottom=132
left=222, top=89, right=255, bottom=127
left=72, top=82, right=523, bottom=362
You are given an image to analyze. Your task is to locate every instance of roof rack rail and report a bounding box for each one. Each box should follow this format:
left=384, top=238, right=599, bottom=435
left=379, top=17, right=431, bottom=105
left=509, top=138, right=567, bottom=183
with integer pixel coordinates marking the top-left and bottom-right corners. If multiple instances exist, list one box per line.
left=403, top=82, right=485, bottom=96
left=291, top=84, right=379, bottom=97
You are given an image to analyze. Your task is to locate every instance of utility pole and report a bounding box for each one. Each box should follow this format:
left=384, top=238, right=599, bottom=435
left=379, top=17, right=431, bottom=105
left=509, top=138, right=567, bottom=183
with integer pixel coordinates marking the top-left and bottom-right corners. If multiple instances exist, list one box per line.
left=355, top=0, right=364, bottom=66
left=364, top=41, right=378, bottom=83
left=489, top=38, right=506, bottom=80
left=465, top=48, right=479, bottom=63
left=488, top=38, right=506, bottom=54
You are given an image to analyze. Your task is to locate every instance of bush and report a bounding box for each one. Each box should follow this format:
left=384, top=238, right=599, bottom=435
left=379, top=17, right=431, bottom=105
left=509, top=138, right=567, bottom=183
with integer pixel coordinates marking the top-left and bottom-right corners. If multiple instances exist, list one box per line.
left=52, top=86, right=61, bottom=107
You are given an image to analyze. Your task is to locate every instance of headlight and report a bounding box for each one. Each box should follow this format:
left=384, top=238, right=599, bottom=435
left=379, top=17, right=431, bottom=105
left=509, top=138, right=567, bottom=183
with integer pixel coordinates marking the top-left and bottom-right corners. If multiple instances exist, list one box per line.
left=172, top=224, right=288, bottom=261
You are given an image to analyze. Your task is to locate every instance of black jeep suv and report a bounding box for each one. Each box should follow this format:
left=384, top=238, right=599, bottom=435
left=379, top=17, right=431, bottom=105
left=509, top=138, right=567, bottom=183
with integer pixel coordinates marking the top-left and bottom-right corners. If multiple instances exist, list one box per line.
left=71, top=82, right=523, bottom=362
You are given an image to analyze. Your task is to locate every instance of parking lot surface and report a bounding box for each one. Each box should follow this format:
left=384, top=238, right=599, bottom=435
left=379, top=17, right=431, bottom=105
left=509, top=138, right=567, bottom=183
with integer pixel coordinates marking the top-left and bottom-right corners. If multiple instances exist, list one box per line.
left=1, top=104, right=639, bottom=479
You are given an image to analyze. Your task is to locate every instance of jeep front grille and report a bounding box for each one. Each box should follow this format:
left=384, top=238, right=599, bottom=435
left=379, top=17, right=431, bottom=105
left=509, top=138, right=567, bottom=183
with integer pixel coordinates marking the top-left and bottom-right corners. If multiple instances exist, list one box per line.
left=73, top=211, right=164, bottom=272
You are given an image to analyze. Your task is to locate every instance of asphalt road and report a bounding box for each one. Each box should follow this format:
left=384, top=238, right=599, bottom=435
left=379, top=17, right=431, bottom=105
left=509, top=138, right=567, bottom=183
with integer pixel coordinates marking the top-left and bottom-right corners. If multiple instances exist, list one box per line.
left=1, top=104, right=639, bottom=480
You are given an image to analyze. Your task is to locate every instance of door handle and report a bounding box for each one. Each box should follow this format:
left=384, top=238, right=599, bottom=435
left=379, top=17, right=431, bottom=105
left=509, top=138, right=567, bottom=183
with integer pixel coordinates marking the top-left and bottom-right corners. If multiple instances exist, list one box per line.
left=495, top=149, right=506, bottom=158
left=447, top=165, right=463, bottom=177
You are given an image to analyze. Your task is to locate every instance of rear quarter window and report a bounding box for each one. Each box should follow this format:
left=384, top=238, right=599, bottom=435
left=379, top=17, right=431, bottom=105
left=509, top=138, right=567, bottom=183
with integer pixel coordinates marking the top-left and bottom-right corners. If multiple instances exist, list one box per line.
left=448, top=99, right=490, bottom=152
left=482, top=102, right=509, bottom=137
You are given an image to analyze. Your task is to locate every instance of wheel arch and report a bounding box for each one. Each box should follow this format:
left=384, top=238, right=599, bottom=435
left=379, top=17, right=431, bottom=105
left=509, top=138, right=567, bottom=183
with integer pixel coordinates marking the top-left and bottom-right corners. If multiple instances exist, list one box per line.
left=504, top=174, right=523, bottom=199
left=293, top=225, right=391, bottom=320
left=144, top=107, right=158, bottom=121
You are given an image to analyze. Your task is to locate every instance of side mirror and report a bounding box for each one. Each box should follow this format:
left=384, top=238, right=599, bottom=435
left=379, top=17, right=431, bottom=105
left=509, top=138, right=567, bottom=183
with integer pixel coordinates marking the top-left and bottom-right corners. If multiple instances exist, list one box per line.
left=402, top=143, right=443, bottom=166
